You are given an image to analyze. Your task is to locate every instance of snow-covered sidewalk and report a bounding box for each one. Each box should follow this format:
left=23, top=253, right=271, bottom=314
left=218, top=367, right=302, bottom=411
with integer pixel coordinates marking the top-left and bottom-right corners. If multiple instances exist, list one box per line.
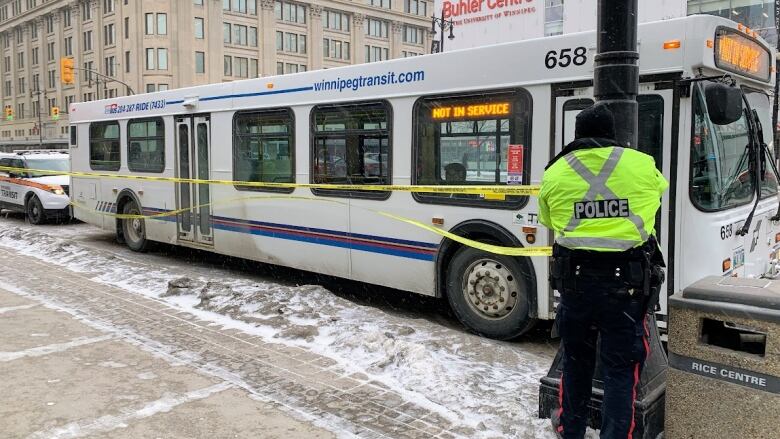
left=0, top=217, right=562, bottom=438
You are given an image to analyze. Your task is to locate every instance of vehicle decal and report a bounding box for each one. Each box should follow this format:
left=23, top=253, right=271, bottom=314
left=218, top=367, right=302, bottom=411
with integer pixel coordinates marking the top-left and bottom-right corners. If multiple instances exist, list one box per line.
left=141, top=207, right=436, bottom=261
left=0, top=176, right=59, bottom=192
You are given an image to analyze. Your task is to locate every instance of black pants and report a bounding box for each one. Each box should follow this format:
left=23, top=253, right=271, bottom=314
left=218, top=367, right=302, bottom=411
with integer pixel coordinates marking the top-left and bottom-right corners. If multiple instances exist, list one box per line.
left=556, top=282, right=649, bottom=439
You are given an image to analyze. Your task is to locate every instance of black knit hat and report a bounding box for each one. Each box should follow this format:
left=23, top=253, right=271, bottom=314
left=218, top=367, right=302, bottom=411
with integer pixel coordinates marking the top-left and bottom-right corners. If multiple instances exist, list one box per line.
left=575, top=103, right=616, bottom=140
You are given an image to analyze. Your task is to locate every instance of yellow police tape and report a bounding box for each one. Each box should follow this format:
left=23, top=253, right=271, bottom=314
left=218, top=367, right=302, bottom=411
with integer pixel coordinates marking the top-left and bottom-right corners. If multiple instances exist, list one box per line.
left=70, top=194, right=553, bottom=257
left=0, top=165, right=541, bottom=196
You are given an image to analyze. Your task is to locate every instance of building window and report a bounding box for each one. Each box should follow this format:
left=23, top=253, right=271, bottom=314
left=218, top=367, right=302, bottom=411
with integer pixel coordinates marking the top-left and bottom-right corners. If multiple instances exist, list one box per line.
left=365, top=45, right=388, bottom=62
left=276, top=31, right=306, bottom=53
left=64, top=36, right=73, bottom=56
left=125, top=50, right=130, bottom=72
left=3, top=56, right=9, bottom=72
left=229, top=0, right=248, bottom=13
left=405, top=0, right=427, bottom=16
left=275, top=1, right=306, bottom=24
left=402, top=50, right=420, bottom=57
left=223, top=22, right=231, bottom=43
left=249, top=26, right=258, bottom=46
left=104, top=55, right=115, bottom=77
left=276, top=62, right=283, bottom=75
left=233, top=109, right=295, bottom=191
left=3, top=80, right=10, bottom=96
left=403, top=25, right=423, bottom=44
left=250, top=58, right=258, bottom=77
left=16, top=51, right=23, bottom=69
left=233, top=24, right=247, bottom=45
left=224, top=55, right=232, bottom=76
left=17, top=77, right=25, bottom=95
left=365, top=18, right=388, bottom=38
left=157, top=48, right=168, bottom=70
left=104, top=23, right=115, bottom=45
left=311, top=102, right=391, bottom=193
left=83, top=30, right=93, bottom=51
left=128, top=118, right=165, bottom=173
left=90, top=121, right=121, bottom=171
left=82, top=1, right=92, bottom=20
left=157, top=13, right=167, bottom=34
left=84, top=61, right=94, bottom=82
left=63, top=8, right=71, bottom=27
left=30, top=23, right=38, bottom=39
left=194, top=17, right=204, bottom=39
left=195, top=51, right=205, bottom=73
left=544, top=0, right=563, bottom=37
left=323, top=10, right=350, bottom=31
left=31, top=47, right=38, bottom=65
left=146, top=48, right=155, bottom=69
left=103, top=0, right=115, bottom=14
left=284, top=63, right=305, bottom=73
left=45, top=15, right=53, bottom=33
left=368, top=0, right=391, bottom=9
left=194, top=0, right=204, bottom=5
left=146, top=84, right=156, bottom=92
left=124, top=17, right=129, bottom=38
left=47, top=42, right=55, bottom=61
left=158, top=84, right=168, bottom=91
left=145, top=13, right=154, bottom=34
left=234, top=57, right=248, bottom=77
left=323, top=38, right=350, bottom=60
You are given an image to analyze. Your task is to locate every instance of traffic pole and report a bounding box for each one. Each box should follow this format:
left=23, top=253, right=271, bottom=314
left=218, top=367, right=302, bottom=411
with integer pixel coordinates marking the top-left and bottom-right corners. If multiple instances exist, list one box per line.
left=594, top=0, right=639, bottom=149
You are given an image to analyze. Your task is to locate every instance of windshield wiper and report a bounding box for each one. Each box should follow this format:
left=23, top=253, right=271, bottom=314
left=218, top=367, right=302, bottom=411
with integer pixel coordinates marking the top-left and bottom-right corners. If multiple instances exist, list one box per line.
left=751, top=109, right=780, bottom=221
left=736, top=108, right=772, bottom=236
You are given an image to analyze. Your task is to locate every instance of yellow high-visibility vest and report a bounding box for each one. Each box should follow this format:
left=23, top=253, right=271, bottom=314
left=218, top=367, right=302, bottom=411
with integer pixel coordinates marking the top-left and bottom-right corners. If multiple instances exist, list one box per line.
left=539, top=146, right=669, bottom=252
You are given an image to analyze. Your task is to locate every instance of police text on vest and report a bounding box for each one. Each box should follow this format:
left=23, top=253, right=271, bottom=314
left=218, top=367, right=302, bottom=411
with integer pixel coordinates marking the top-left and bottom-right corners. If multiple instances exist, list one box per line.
left=574, top=199, right=630, bottom=219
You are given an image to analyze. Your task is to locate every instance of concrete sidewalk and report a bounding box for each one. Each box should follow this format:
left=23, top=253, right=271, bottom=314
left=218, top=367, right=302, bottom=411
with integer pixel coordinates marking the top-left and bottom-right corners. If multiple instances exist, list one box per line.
left=0, top=287, right=335, bottom=439
left=0, top=246, right=469, bottom=438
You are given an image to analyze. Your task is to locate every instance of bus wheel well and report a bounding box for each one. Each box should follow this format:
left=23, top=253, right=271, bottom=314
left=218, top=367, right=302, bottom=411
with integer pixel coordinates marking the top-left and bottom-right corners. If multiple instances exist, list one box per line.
left=436, top=220, right=538, bottom=318
left=115, top=190, right=141, bottom=244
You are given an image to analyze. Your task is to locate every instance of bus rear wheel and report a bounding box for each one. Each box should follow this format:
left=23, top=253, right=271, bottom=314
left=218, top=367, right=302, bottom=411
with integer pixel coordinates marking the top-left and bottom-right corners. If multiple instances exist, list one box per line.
left=446, top=247, right=536, bottom=340
left=122, top=201, right=149, bottom=252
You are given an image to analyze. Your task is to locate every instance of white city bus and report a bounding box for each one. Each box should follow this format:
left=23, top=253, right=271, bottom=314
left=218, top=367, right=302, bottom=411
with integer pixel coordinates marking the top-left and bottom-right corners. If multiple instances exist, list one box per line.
left=68, top=15, right=779, bottom=339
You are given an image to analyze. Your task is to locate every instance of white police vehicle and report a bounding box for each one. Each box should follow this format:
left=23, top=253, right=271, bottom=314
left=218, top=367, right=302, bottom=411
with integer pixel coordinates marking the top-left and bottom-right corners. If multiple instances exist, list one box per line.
left=0, top=150, right=71, bottom=224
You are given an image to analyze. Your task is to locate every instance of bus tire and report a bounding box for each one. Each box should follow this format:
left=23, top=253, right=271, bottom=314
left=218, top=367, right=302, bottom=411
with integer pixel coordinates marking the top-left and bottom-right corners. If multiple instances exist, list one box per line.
left=122, top=201, right=149, bottom=252
left=446, top=246, right=536, bottom=340
left=25, top=194, right=46, bottom=225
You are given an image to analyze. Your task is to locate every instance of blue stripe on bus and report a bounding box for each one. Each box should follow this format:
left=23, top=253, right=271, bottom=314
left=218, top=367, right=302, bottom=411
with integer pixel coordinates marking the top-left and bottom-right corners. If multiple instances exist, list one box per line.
left=166, top=100, right=184, bottom=105
left=198, top=86, right=314, bottom=102
left=140, top=207, right=436, bottom=261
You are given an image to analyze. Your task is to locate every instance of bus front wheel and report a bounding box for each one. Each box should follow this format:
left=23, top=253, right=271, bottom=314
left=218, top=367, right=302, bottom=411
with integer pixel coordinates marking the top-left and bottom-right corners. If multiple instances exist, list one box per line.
left=446, top=247, right=536, bottom=340
left=122, top=201, right=149, bottom=252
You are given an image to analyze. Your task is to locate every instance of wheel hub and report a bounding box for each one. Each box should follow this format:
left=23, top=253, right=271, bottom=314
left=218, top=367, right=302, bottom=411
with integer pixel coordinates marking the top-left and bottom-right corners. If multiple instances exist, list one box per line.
left=464, top=259, right=519, bottom=320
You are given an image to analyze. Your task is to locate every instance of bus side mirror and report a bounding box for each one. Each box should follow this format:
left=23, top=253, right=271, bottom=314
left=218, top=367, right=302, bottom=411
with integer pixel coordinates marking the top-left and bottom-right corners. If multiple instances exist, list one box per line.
left=705, top=83, right=742, bottom=125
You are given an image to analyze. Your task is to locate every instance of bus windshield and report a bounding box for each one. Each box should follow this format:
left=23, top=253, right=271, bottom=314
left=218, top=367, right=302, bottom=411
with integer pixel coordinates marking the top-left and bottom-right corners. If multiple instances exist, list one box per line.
left=690, top=84, right=754, bottom=210
left=26, top=158, right=69, bottom=173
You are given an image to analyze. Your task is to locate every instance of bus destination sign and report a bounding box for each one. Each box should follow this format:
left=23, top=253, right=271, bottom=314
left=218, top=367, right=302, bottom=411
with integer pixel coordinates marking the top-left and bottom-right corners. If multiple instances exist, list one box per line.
left=714, top=29, right=771, bottom=82
left=431, top=102, right=511, bottom=120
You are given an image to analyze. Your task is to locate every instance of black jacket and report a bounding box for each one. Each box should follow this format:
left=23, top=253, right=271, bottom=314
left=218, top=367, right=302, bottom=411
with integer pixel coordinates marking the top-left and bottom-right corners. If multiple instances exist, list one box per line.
left=545, top=137, right=620, bottom=170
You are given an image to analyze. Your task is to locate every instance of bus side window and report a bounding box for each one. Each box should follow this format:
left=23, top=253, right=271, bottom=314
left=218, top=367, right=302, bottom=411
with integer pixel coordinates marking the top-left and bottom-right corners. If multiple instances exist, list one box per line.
left=89, top=121, right=121, bottom=171
left=127, top=117, right=165, bottom=173
left=413, top=88, right=532, bottom=209
left=310, top=101, right=391, bottom=199
left=233, top=108, right=295, bottom=193
left=70, top=125, right=77, bottom=147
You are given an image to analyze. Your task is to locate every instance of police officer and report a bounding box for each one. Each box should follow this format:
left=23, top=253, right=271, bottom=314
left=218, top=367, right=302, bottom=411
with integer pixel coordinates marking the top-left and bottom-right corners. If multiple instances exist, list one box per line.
left=539, top=103, right=668, bottom=439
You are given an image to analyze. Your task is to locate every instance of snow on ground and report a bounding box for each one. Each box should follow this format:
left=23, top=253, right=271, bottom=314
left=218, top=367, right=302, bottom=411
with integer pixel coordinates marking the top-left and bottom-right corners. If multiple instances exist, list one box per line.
left=0, top=218, right=571, bottom=438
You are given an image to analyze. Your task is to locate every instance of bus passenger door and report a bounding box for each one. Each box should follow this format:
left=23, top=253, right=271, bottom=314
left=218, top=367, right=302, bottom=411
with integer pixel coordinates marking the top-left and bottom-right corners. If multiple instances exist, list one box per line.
left=553, top=86, right=674, bottom=323
left=175, top=115, right=213, bottom=246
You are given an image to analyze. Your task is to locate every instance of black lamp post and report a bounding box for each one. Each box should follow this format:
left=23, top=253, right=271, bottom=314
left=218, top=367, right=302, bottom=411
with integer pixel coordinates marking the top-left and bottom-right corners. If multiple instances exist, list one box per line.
left=430, top=13, right=455, bottom=53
